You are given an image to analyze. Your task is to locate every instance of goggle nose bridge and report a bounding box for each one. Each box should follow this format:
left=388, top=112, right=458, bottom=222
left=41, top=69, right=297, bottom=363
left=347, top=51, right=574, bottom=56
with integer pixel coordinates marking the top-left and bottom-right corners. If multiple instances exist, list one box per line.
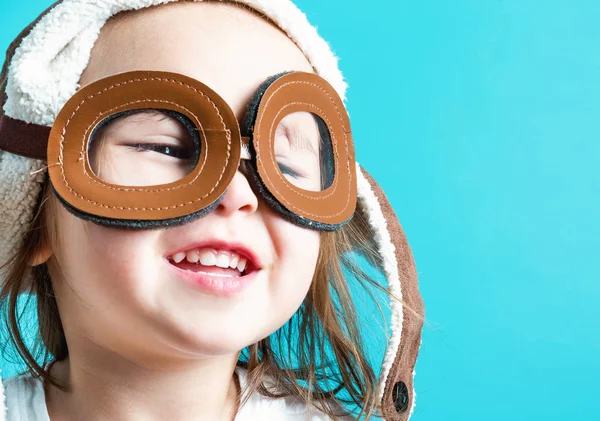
left=240, top=136, right=252, bottom=160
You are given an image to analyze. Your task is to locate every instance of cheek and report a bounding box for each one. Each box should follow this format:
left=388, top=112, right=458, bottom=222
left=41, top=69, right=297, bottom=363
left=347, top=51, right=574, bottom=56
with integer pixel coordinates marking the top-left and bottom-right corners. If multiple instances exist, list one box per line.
left=279, top=225, right=320, bottom=277
left=51, top=204, right=160, bottom=307
left=267, top=217, right=321, bottom=312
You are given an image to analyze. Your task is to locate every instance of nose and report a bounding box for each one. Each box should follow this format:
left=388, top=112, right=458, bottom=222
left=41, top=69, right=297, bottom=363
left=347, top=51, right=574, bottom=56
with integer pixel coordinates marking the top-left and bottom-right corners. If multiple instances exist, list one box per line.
left=215, top=164, right=259, bottom=216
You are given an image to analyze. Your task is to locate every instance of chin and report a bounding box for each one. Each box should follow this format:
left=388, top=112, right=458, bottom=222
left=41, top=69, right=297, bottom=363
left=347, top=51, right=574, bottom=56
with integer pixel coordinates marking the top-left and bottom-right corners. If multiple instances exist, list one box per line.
left=161, top=316, right=270, bottom=357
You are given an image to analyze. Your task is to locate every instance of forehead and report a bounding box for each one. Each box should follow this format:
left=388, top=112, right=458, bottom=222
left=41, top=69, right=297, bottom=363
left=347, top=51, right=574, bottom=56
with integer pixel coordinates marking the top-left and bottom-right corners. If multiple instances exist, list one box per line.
left=79, top=1, right=315, bottom=120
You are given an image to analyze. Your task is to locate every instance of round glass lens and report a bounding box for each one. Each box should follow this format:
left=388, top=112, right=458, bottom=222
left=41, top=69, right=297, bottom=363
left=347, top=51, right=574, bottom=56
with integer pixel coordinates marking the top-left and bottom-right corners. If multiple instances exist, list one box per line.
left=273, top=112, right=335, bottom=192
left=88, top=109, right=200, bottom=186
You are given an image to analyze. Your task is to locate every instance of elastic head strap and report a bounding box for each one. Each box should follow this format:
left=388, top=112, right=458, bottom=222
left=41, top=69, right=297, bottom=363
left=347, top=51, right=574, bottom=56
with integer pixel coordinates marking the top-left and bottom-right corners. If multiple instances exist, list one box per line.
left=0, top=115, right=49, bottom=160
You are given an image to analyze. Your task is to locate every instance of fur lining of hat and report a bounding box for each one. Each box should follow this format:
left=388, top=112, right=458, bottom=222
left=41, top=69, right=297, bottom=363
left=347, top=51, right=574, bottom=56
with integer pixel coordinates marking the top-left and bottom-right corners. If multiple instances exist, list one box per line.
left=3, top=0, right=347, bottom=125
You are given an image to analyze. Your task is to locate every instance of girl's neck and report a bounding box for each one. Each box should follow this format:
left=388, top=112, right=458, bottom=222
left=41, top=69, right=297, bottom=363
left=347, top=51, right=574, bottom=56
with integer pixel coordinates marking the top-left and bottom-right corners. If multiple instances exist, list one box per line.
left=45, top=349, right=241, bottom=421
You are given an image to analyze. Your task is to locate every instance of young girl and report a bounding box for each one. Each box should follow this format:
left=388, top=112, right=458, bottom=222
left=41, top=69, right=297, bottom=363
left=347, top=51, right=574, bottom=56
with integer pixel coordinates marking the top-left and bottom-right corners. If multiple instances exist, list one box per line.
left=0, top=1, right=424, bottom=420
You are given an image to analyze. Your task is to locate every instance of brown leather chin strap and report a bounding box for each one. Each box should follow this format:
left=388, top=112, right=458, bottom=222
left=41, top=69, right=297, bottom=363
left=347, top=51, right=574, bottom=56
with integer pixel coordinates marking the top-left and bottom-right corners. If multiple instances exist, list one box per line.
left=0, top=115, right=50, bottom=160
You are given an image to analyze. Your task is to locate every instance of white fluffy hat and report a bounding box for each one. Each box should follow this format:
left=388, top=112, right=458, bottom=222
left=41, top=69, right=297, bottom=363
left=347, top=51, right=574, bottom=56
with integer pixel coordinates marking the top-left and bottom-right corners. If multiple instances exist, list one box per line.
left=0, top=1, right=424, bottom=419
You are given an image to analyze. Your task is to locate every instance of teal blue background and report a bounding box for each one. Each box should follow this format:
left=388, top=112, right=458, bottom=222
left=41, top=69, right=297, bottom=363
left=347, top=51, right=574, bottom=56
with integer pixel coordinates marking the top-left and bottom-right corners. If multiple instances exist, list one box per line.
left=1, top=1, right=599, bottom=420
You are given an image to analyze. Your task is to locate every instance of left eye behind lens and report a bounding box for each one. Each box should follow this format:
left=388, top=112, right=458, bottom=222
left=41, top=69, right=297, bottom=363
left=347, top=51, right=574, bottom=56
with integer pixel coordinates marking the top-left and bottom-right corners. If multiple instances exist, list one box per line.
left=273, top=111, right=335, bottom=192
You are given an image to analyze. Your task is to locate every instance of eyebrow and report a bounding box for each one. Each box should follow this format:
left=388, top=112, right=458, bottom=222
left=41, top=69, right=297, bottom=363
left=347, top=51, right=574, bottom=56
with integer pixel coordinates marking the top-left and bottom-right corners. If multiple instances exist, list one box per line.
left=278, top=120, right=319, bottom=155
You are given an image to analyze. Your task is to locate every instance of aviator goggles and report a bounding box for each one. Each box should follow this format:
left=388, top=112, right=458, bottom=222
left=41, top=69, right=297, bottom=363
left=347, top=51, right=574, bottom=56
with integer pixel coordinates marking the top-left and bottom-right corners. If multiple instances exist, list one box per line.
left=38, top=70, right=357, bottom=231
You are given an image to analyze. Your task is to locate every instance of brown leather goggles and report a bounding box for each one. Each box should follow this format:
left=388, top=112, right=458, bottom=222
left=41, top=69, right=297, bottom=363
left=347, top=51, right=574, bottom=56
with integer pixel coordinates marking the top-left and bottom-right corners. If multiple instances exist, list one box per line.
left=42, top=70, right=357, bottom=230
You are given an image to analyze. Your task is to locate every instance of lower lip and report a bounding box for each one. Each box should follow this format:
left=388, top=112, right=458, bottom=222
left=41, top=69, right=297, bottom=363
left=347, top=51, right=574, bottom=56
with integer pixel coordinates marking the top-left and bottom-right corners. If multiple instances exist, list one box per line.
left=166, top=261, right=258, bottom=295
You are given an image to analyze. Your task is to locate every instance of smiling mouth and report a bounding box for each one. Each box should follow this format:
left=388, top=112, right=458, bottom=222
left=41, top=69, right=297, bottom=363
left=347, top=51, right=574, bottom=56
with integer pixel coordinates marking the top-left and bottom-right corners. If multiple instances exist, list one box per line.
left=166, top=247, right=259, bottom=295
left=167, top=247, right=256, bottom=278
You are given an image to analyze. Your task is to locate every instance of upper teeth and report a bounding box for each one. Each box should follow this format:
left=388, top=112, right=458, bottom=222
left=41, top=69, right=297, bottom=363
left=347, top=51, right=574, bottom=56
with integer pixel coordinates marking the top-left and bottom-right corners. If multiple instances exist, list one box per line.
left=170, top=248, right=248, bottom=272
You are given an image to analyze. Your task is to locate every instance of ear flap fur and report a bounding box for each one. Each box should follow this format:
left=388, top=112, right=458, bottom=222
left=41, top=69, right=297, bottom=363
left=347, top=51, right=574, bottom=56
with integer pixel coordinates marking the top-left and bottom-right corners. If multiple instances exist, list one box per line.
left=356, top=165, right=424, bottom=420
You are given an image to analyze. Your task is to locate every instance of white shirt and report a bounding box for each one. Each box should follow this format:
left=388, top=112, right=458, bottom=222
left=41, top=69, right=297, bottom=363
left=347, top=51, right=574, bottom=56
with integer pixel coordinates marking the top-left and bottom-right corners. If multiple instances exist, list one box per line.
left=0, top=367, right=353, bottom=420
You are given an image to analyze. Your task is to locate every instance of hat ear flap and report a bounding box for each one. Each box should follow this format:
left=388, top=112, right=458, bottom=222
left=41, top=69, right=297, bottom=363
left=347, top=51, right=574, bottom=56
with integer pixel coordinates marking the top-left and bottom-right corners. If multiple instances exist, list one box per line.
left=356, top=164, right=424, bottom=420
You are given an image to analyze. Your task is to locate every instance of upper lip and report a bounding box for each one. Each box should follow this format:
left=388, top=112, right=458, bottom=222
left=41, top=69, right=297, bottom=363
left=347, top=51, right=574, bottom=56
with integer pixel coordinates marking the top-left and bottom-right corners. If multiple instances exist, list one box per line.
left=165, top=239, right=262, bottom=271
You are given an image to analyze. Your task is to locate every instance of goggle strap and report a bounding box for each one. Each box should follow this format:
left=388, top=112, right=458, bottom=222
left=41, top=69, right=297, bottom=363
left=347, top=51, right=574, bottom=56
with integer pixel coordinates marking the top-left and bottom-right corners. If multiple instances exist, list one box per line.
left=0, top=114, right=49, bottom=161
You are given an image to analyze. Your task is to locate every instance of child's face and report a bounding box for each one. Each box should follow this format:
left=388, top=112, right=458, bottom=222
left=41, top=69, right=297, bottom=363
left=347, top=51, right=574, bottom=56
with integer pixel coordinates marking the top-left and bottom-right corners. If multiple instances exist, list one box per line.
left=48, top=2, right=320, bottom=360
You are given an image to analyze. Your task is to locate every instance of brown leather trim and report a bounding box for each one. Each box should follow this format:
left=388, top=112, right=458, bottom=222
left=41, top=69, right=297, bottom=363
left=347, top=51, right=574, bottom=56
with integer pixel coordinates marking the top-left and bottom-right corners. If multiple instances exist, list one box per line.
left=359, top=168, right=424, bottom=421
left=254, top=72, right=356, bottom=226
left=48, top=70, right=241, bottom=221
left=0, top=115, right=50, bottom=160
